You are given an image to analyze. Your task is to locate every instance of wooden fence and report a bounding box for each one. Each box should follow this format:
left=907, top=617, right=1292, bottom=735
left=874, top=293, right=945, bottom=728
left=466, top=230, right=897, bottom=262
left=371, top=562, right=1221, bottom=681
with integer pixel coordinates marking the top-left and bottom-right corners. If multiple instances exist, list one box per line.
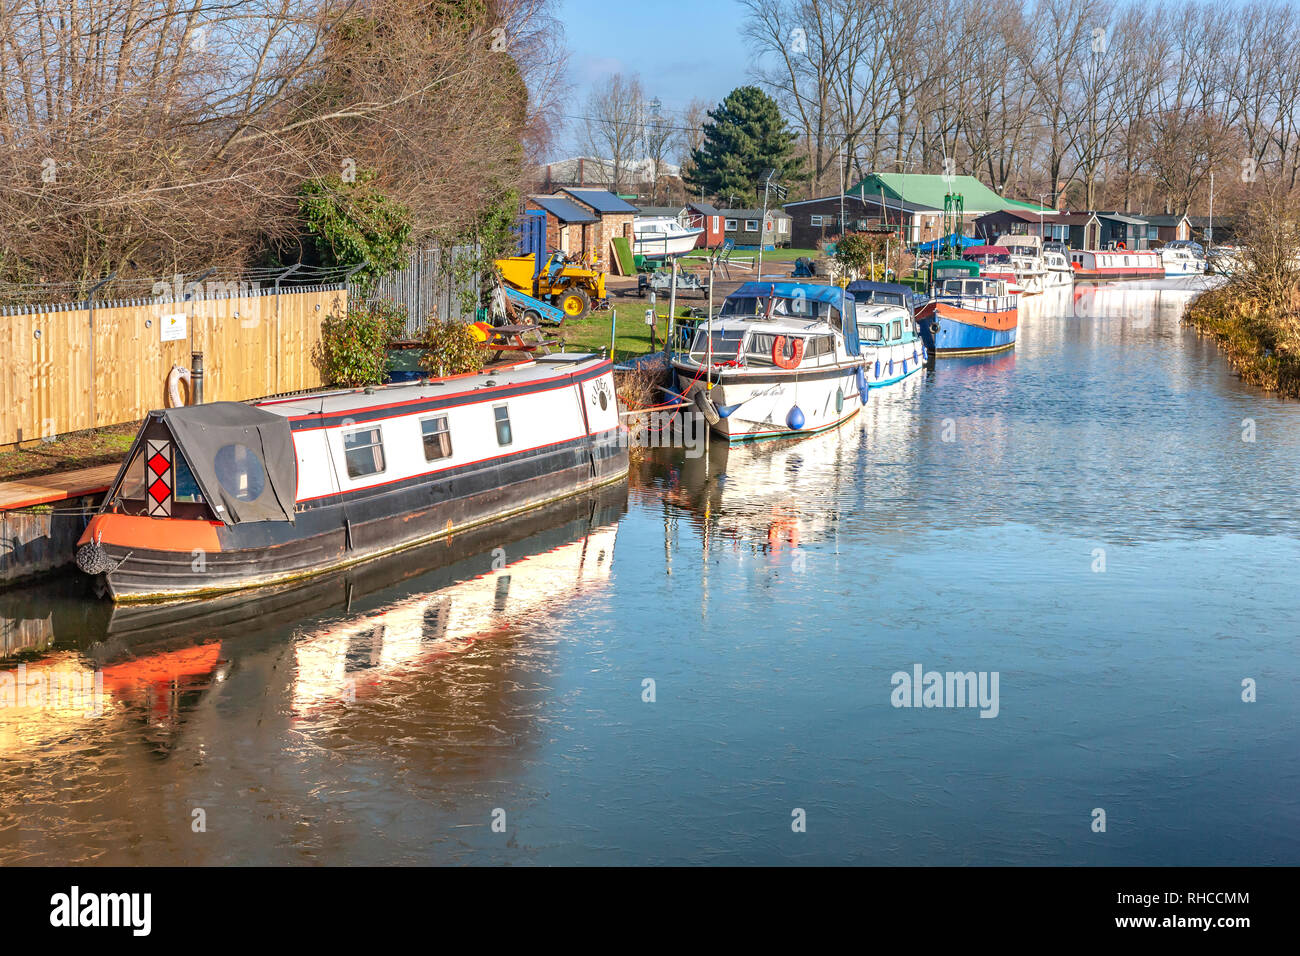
left=0, top=284, right=345, bottom=448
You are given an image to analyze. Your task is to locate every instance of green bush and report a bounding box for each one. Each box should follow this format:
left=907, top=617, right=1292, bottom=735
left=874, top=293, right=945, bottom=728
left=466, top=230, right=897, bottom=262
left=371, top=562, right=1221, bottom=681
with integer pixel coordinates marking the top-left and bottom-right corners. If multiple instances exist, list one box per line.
left=318, top=299, right=408, bottom=387
left=298, top=173, right=412, bottom=294
left=418, top=320, right=485, bottom=378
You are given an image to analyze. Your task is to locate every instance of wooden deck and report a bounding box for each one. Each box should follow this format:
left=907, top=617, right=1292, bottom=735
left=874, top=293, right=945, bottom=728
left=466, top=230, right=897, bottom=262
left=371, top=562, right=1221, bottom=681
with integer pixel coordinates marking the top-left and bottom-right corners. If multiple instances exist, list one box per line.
left=0, top=463, right=119, bottom=511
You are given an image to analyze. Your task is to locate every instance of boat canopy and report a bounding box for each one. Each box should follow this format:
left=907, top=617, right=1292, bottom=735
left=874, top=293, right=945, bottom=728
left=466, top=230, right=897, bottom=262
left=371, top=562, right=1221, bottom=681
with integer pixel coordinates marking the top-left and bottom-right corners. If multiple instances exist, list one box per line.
left=914, top=234, right=980, bottom=253
left=844, top=280, right=918, bottom=313
left=965, top=245, right=1011, bottom=257
left=722, top=282, right=860, bottom=352
left=160, top=402, right=298, bottom=525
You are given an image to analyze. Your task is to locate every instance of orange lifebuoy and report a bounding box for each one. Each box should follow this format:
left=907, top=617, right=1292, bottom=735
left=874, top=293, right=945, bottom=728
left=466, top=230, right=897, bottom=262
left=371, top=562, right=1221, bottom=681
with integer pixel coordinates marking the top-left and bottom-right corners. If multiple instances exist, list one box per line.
left=772, top=335, right=804, bottom=369
left=1116, top=241, right=1127, bottom=251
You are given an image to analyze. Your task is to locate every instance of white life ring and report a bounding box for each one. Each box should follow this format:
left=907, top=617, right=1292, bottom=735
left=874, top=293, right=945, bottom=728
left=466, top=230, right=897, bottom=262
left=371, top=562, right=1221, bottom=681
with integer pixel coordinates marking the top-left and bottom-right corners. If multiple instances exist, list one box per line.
left=167, top=365, right=192, bottom=407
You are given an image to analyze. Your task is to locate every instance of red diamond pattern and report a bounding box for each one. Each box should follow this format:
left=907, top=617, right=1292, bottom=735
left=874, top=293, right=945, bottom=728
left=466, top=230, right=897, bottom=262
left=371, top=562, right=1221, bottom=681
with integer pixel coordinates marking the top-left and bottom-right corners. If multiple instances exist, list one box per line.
left=148, top=477, right=170, bottom=505
left=147, top=450, right=170, bottom=476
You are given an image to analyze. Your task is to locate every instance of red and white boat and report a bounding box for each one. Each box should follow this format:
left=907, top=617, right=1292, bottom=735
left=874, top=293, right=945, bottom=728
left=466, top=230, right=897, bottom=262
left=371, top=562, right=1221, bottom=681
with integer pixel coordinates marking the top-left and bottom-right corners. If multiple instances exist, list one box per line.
left=1068, top=247, right=1165, bottom=282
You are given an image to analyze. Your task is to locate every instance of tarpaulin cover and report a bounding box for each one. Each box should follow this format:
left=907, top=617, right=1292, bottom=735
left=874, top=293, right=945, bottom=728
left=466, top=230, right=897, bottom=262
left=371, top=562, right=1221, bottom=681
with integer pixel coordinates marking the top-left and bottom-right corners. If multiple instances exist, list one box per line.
left=160, top=402, right=297, bottom=525
left=914, top=234, right=981, bottom=253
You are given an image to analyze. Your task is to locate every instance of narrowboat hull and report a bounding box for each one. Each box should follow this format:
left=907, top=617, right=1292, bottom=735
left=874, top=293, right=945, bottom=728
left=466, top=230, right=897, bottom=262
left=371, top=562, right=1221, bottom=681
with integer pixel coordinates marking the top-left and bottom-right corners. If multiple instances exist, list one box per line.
left=673, top=362, right=864, bottom=442
left=79, top=432, right=627, bottom=602
left=1072, top=267, right=1166, bottom=282
left=917, top=301, right=1018, bottom=357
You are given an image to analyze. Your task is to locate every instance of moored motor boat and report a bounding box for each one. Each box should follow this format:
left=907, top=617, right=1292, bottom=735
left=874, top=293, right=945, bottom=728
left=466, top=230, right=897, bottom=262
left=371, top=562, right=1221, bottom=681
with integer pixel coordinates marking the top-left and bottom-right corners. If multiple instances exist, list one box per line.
left=1159, top=242, right=1207, bottom=276
left=917, top=271, right=1018, bottom=357
left=75, top=354, right=628, bottom=602
left=1042, top=247, right=1075, bottom=288
left=995, top=234, right=1049, bottom=295
left=845, top=280, right=927, bottom=385
left=672, top=282, right=866, bottom=441
left=963, top=244, right=1023, bottom=295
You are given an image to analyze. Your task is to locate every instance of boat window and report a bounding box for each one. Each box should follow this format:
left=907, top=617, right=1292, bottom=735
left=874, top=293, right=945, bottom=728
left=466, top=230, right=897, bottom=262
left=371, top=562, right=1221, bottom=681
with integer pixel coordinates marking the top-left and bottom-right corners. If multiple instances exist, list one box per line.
left=746, top=332, right=777, bottom=357
left=689, top=328, right=744, bottom=358
left=859, top=324, right=884, bottom=343
left=342, top=427, right=385, bottom=479
left=420, top=415, right=452, bottom=462
left=807, top=335, right=835, bottom=356
left=891, top=320, right=903, bottom=340
left=175, top=454, right=203, bottom=503
left=214, top=443, right=268, bottom=500
left=494, top=405, right=512, bottom=446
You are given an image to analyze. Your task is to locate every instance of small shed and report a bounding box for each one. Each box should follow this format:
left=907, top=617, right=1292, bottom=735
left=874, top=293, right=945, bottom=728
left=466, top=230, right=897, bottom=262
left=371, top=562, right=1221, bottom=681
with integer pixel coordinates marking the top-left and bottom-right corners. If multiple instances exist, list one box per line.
left=1141, top=214, right=1193, bottom=244
left=1056, top=211, right=1155, bottom=250
left=559, top=188, right=639, bottom=269
left=718, top=207, right=792, bottom=250
left=686, top=202, right=724, bottom=248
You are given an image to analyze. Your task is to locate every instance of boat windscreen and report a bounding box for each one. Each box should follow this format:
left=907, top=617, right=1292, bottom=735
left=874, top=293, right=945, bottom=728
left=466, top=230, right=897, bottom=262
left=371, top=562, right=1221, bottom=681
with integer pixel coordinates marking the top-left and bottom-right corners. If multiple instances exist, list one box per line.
left=689, top=328, right=745, bottom=359
left=719, top=296, right=834, bottom=319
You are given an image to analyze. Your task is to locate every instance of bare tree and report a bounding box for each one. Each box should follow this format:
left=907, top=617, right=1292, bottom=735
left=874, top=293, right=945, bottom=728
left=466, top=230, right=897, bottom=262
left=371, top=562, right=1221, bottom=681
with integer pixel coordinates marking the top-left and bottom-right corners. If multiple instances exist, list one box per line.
left=581, top=72, right=644, bottom=193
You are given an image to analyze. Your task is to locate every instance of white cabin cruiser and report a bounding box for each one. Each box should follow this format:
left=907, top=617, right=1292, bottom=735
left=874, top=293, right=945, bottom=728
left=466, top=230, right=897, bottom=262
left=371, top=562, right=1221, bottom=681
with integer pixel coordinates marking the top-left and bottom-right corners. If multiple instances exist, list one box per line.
left=1042, top=247, right=1074, bottom=288
left=995, top=234, right=1049, bottom=295
left=633, top=216, right=705, bottom=258
left=1160, top=242, right=1207, bottom=276
left=672, top=282, right=866, bottom=441
left=845, top=280, right=927, bottom=385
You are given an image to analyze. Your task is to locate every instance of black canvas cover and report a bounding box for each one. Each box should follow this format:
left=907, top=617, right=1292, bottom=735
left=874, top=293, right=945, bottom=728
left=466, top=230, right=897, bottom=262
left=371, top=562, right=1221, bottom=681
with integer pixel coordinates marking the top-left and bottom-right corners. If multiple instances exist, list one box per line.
left=161, top=402, right=297, bottom=525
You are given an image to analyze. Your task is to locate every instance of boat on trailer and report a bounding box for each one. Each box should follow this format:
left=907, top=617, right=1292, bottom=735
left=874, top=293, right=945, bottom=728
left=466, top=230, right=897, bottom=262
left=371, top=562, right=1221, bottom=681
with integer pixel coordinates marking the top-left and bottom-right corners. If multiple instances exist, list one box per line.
left=917, top=261, right=1018, bottom=357
left=672, top=282, right=866, bottom=442
left=633, top=216, right=705, bottom=258
left=75, top=354, right=628, bottom=602
left=845, top=280, right=927, bottom=385
left=1069, top=247, right=1165, bottom=282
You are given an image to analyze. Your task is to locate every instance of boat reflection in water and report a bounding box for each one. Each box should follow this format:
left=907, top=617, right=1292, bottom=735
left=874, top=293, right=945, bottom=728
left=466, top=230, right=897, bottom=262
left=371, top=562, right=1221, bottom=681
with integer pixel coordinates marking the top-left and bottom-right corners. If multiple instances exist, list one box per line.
left=0, top=484, right=626, bottom=763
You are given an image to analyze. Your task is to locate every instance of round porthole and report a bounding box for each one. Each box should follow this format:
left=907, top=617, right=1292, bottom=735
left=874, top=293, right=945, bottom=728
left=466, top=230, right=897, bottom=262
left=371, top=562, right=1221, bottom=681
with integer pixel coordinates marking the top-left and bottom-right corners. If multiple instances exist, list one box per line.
left=213, top=444, right=267, bottom=501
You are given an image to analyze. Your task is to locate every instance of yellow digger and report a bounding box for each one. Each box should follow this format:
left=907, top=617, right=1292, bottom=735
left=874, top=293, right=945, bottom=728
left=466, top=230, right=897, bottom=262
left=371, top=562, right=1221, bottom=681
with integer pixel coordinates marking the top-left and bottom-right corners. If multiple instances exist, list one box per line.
left=494, top=251, right=608, bottom=321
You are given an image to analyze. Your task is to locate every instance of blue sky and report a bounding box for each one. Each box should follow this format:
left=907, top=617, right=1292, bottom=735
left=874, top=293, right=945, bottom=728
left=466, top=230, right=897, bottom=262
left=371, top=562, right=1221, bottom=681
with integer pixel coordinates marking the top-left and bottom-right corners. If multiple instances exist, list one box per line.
left=553, top=0, right=754, bottom=158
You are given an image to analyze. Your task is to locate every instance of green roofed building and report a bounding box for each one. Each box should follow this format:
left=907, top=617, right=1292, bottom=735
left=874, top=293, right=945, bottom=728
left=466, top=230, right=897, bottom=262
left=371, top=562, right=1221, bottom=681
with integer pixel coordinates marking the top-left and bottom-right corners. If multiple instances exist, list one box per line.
left=847, top=173, right=1055, bottom=218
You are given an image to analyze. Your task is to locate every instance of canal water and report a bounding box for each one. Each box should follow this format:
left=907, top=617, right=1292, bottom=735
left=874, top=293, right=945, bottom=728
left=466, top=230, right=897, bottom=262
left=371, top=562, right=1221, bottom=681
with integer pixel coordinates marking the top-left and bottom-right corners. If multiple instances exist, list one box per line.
left=2, top=278, right=1298, bottom=865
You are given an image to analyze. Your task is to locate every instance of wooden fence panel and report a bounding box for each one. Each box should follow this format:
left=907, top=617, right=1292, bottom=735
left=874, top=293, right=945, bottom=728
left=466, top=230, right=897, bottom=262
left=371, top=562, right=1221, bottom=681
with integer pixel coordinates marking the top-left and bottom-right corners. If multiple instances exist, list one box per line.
left=0, top=286, right=344, bottom=448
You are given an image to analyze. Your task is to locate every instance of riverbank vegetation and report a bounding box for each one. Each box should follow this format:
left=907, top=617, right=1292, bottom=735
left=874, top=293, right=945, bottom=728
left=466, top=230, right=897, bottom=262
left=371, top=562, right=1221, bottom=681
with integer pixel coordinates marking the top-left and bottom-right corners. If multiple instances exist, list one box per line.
left=0, top=0, right=564, bottom=301
left=1185, top=195, right=1300, bottom=397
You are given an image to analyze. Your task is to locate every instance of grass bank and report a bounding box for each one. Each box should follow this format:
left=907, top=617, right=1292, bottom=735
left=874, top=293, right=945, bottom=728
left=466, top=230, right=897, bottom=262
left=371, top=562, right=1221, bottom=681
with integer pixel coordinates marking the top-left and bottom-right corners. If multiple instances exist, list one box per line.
left=1185, top=281, right=1300, bottom=398
left=0, top=423, right=138, bottom=482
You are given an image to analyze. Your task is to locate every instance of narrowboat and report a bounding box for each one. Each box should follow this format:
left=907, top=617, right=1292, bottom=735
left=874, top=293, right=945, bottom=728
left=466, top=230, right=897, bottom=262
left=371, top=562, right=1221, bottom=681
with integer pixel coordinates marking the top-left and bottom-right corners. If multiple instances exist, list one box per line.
left=1068, top=247, right=1165, bottom=281
left=672, top=282, right=866, bottom=441
left=74, top=353, right=628, bottom=601
left=917, top=266, right=1019, bottom=357
left=845, top=280, right=927, bottom=385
